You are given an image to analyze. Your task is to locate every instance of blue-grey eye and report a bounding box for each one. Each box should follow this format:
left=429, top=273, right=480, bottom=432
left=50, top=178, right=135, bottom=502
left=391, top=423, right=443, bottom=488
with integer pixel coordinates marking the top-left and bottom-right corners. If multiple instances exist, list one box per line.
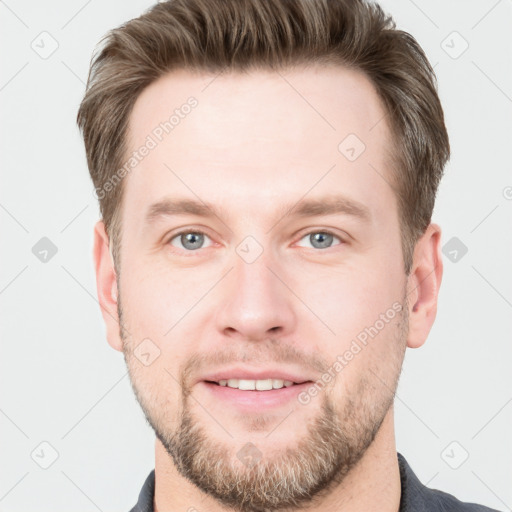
left=297, top=231, right=342, bottom=250
left=170, top=231, right=212, bottom=251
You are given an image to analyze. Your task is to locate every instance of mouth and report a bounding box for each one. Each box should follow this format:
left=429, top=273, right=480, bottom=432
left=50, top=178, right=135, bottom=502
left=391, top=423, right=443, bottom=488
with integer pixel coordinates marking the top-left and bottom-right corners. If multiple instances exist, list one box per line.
left=205, top=378, right=309, bottom=390
left=200, top=379, right=314, bottom=410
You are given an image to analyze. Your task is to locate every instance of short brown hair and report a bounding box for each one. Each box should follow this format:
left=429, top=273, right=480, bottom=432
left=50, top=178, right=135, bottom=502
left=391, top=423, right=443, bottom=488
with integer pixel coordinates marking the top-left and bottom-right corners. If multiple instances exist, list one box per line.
left=77, top=0, right=449, bottom=275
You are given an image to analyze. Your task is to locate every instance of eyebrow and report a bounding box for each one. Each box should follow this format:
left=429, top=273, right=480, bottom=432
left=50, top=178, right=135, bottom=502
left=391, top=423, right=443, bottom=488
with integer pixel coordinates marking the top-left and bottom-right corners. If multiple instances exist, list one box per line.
left=144, top=195, right=371, bottom=226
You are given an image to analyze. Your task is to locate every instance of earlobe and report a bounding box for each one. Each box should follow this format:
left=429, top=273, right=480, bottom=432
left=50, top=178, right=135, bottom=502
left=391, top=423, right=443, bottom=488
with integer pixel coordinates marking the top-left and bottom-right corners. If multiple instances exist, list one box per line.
left=406, top=223, right=443, bottom=349
left=93, top=220, right=123, bottom=352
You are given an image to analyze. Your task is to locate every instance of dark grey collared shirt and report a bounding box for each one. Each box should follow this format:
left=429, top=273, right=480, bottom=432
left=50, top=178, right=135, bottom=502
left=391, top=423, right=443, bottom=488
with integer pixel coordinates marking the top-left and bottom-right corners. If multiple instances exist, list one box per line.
left=129, top=452, right=500, bottom=511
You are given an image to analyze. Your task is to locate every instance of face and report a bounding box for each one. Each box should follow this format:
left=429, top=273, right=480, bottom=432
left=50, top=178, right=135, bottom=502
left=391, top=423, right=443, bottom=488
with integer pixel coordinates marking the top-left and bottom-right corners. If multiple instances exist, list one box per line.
left=112, top=65, right=411, bottom=510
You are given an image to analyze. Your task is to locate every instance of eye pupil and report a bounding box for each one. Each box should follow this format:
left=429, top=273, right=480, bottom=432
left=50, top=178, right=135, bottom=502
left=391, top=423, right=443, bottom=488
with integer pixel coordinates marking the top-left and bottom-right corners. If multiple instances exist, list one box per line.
left=181, top=232, right=204, bottom=250
left=310, top=232, right=333, bottom=249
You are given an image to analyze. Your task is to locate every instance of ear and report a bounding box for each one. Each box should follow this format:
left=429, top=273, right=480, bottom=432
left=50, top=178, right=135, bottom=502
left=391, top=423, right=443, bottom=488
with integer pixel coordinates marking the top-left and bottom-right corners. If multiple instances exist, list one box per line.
left=93, top=220, right=123, bottom=352
left=405, top=223, right=443, bottom=349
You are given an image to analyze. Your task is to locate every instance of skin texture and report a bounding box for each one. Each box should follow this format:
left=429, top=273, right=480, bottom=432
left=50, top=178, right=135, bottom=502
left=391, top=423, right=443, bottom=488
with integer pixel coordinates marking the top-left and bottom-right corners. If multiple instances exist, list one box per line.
left=93, top=65, right=443, bottom=512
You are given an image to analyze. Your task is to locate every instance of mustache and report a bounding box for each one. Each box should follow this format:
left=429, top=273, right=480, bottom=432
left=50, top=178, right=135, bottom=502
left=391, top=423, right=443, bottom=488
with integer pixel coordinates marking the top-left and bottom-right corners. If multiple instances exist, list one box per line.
left=179, top=341, right=329, bottom=387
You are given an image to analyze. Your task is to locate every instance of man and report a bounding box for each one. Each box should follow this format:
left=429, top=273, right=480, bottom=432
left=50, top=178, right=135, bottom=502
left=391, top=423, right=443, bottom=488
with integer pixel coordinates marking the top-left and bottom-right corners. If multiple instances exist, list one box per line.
left=77, top=0, right=500, bottom=511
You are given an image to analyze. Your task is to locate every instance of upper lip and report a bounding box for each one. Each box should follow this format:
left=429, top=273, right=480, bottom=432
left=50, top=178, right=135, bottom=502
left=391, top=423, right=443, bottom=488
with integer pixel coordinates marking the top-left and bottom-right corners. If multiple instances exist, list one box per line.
left=199, top=366, right=315, bottom=385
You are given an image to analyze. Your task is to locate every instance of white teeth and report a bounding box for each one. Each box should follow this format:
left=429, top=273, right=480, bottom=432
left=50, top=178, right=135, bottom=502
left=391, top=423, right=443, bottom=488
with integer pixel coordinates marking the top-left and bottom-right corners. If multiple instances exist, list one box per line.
left=218, top=379, right=296, bottom=390
left=238, top=379, right=256, bottom=390
left=256, top=379, right=273, bottom=391
left=272, top=379, right=284, bottom=389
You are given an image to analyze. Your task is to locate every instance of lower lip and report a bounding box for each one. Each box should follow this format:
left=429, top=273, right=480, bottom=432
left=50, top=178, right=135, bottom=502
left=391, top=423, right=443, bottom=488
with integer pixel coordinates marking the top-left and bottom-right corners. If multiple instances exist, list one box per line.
left=200, top=381, right=312, bottom=410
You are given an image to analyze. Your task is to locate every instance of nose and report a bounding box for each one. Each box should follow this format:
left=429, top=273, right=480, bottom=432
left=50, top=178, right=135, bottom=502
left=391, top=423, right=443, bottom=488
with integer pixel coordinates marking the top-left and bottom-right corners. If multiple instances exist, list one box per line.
left=214, top=246, right=297, bottom=342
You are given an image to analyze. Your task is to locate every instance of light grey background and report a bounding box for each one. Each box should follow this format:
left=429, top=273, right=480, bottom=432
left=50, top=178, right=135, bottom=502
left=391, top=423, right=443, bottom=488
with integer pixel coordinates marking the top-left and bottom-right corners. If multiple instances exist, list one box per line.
left=1, top=0, right=511, bottom=511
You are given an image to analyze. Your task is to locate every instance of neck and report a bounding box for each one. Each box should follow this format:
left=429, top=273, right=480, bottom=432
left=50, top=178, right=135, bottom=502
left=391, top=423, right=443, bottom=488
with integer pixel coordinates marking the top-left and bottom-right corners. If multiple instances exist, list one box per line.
left=154, top=406, right=401, bottom=512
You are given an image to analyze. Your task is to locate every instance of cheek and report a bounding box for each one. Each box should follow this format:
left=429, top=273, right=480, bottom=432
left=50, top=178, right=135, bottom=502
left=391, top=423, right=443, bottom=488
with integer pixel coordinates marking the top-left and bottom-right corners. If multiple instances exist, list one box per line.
left=127, top=355, right=185, bottom=429
left=120, top=259, right=208, bottom=338
left=297, top=261, right=405, bottom=384
left=299, top=262, right=404, bottom=336
left=119, top=261, right=214, bottom=397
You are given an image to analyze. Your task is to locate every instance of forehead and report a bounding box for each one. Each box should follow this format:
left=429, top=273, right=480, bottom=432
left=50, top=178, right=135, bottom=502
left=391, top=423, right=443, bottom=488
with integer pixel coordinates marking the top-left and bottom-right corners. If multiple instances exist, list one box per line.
left=122, top=65, right=396, bottom=230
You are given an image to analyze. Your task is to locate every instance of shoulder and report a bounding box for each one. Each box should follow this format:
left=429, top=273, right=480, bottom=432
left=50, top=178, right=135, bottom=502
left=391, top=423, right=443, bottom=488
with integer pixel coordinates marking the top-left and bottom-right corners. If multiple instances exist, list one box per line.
left=397, top=453, right=501, bottom=512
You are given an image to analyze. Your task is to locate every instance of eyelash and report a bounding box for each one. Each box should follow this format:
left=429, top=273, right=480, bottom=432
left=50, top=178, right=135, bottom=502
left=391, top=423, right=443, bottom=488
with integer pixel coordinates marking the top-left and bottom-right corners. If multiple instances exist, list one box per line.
left=166, top=228, right=345, bottom=255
